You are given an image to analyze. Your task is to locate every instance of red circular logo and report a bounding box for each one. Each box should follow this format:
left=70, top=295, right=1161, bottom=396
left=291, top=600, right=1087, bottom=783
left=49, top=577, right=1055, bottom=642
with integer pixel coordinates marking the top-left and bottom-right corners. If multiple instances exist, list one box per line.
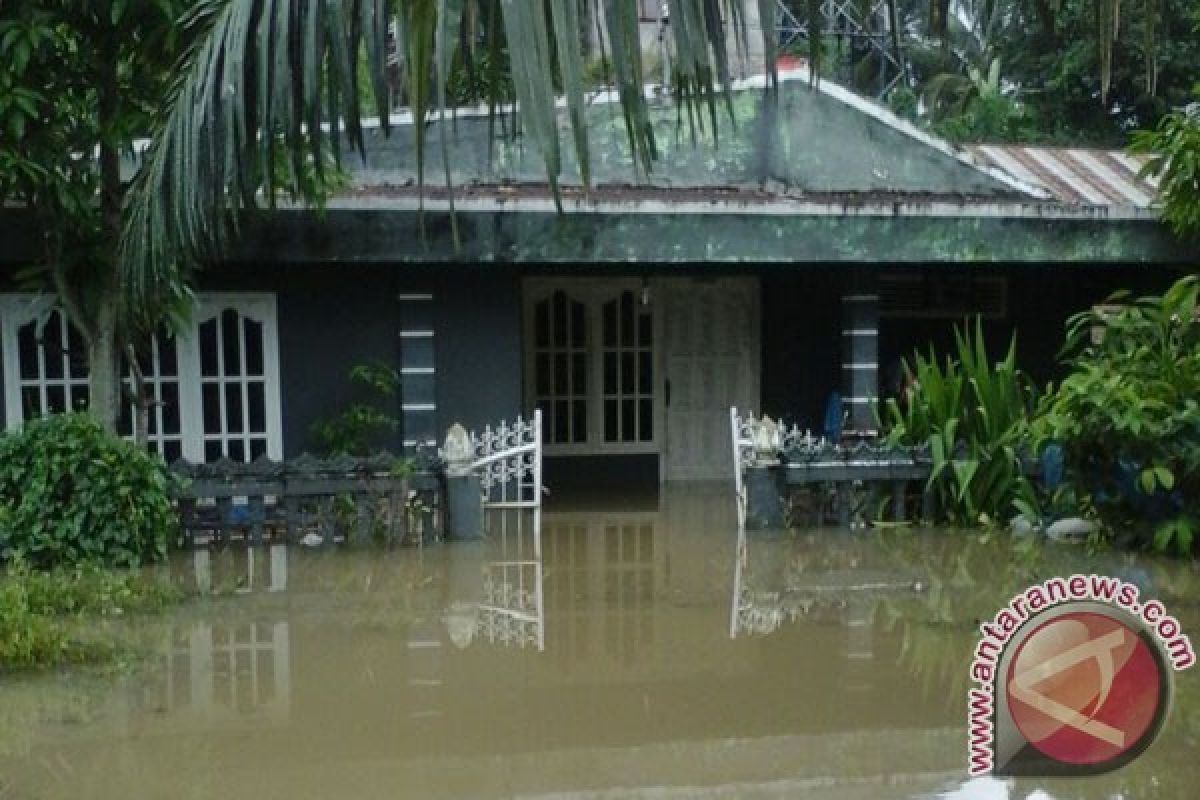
left=1006, top=611, right=1164, bottom=766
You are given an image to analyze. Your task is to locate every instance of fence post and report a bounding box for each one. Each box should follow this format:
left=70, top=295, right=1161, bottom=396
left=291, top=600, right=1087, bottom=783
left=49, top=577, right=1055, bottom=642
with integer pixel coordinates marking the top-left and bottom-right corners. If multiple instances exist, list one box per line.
left=443, top=423, right=483, bottom=541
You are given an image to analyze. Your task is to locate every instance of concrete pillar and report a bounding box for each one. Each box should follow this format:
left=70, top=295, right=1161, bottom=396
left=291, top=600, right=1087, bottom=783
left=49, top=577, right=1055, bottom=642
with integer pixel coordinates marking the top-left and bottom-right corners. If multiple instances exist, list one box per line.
left=445, top=474, right=484, bottom=541
left=398, top=291, right=437, bottom=453
left=744, top=466, right=785, bottom=530
left=841, top=292, right=880, bottom=436
left=443, top=422, right=483, bottom=541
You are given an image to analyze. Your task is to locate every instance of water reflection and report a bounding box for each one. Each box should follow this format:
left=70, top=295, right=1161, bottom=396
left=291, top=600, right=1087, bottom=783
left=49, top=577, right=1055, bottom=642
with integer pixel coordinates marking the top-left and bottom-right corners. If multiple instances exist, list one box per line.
left=143, top=621, right=291, bottom=725
left=3, top=493, right=1199, bottom=800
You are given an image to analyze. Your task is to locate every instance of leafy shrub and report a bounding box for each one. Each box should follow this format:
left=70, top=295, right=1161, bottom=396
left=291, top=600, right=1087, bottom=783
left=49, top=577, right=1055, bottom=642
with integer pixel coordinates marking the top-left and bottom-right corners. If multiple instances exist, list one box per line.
left=882, top=318, right=1039, bottom=526
left=311, top=361, right=401, bottom=456
left=0, top=557, right=180, bottom=670
left=1035, top=275, right=1200, bottom=554
left=0, top=414, right=179, bottom=568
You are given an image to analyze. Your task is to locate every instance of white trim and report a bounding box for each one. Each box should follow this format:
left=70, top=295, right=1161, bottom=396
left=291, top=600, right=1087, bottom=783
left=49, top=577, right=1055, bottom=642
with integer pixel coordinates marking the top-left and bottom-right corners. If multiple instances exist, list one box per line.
left=396, top=293, right=433, bottom=301
left=841, top=363, right=879, bottom=370
left=402, top=403, right=437, bottom=412
left=843, top=397, right=877, bottom=404
left=400, top=367, right=435, bottom=375
left=399, top=330, right=434, bottom=338
left=841, top=329, right=878, bottom=336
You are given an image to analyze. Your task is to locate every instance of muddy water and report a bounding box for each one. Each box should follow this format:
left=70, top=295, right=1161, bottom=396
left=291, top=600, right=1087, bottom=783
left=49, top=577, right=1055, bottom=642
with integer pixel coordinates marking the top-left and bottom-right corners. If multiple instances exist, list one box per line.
left=3, top=486, right=1199, bottom=799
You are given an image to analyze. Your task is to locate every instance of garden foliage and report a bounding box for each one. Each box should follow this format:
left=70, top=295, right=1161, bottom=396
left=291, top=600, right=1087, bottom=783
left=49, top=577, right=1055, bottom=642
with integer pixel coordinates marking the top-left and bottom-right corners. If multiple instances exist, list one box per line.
left=1036, top=275, right=1200, bottom=554
left=0, top=414, right=179, bottom=569
left=882, top=319, right=1038, bottom=526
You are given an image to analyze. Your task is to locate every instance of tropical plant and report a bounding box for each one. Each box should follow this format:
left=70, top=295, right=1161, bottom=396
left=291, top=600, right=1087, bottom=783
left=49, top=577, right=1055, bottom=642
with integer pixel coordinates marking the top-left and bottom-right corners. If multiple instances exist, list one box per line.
left=0, top=414, right=181, bottom=568
left=881, top=318, right=1038, bottom=526
left=1131, top=97, right=1200, bottom=240
left=311, top=360, right=402, bottom=455
left=0, top=1, right=191, bottom=433
left=1035, top=275, right=1200, bottom=554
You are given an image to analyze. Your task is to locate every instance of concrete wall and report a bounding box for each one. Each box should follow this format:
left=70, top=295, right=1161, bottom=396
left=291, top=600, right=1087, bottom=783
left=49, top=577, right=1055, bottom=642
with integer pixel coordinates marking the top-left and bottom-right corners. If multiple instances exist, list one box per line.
left=433, top=269, right=524, bottom=434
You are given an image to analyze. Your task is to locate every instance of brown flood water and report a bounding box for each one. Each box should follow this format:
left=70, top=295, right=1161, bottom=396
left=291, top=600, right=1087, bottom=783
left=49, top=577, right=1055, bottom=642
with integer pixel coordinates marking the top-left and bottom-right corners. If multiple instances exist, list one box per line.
left=2, top=486, right=1199, bottom=799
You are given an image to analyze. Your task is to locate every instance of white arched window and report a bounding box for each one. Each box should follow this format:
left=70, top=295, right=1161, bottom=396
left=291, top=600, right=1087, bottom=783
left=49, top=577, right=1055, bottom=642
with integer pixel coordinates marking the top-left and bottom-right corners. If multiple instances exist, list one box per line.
left=0, top=293, right=282, bottom=463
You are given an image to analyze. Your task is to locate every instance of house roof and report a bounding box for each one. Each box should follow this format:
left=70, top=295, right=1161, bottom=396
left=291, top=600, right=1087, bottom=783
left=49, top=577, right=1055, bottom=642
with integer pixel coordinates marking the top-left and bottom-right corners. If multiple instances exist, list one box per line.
left=964, top=145, right=1157, bottom=209
left=336, top=68, right=1160, bottom=221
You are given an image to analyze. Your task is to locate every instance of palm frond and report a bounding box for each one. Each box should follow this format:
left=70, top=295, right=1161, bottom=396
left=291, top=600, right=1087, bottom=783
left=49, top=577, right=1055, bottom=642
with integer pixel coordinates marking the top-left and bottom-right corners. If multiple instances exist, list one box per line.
left=120, top=0, right=774, bottom=300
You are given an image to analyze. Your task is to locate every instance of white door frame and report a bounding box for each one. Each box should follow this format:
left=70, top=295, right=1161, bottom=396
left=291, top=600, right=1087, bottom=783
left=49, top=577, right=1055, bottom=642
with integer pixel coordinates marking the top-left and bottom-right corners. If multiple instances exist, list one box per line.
left=523, top=277, right=660, bottom=457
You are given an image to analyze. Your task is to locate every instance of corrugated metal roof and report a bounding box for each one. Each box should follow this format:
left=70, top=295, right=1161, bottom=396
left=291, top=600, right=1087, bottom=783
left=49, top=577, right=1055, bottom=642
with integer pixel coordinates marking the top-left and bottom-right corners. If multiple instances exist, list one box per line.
left=966, top=145, right=1159, bottom=208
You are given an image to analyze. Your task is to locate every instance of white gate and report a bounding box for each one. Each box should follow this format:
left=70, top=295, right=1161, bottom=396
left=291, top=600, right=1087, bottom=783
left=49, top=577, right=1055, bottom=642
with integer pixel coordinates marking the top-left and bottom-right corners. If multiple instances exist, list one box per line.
left=467, top=409, right=545, bottom=651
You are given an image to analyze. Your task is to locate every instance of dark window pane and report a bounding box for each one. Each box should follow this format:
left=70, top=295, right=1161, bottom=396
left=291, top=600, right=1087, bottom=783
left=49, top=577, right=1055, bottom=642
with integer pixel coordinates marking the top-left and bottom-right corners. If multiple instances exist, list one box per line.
left=204, top=440, right=222, bottom=462
left=553, top=292, right=566, bottom=347
left=20, top=387, right=39, bottom=417
left=118, top=400, right=134, bottom=437
left=202, top=383, right=221, bottom=434
left=571, top=353, right=587, bottom=394
left=554, top=353, right=567, bottom=395
left=535, top=301, right=549, bottom=348
left=571, top=301, right=585, bottom=347
left=603, top=301, right=616, bottom=347
left=228, top=439, right=246, bottom=462
left=200, top=320, right=218, bottom=376
left=225, top=384, right=244, bottom=433
left=17, top=323, right=38, bottom=380
left=620, top=291, right=634, bottom=346
left=244, top=319, right=264, bottom=376
left=161, top=383, right=181, bottom=434
left=247, top=382, right=266, bottom=433
left=554, top=399, right=568, bottom=442
left=71, top=385, right=88, bottom=412
left=638, top=352, right=652, bottom=394
left=47, top=385, right=66, bottom=413
left=639, top=398, right=653, bottom=441
left=622, top=398, right=635, bottom=441
left=572, top=399, right=587, bottom=443
left=535, top=353, right=550, bottom=395
left=147, top=403, right=158, bottom=435
left=250, top=438, right=267, bottom=461
left=164, top=441, right=182, bottom=463
left=221, top=310, right=241, bottom=375
left=639, top=311, right=652, bottom=345
left=44, top=319, right=64, bottom=380
left=66, top=321, right=86, bottom=378
left=621, top=352, right=635, bottom=394
left=158, top=332, right=178, bottom=376
left=603, top=352, right=616, bottom=395
left=136, top=344, right=153, bottom=376
left=604, top=399, right=617, bottom=442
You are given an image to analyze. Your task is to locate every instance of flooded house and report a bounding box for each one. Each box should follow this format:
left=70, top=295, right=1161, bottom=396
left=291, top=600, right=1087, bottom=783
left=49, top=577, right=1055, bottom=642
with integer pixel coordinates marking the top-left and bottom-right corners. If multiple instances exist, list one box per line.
left=0, top=69, right=1188, bottom=490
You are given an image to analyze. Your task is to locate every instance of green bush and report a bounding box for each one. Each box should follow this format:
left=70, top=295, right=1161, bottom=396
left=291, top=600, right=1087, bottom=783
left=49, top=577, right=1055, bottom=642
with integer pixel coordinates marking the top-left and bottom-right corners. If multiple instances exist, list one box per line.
left=0, top=558, right=181, bottom=670
left=1035, top=275, right=1200, bottom=554
left=0, top=414, right=179, bottom=569
left=882, top=318, right=1039, bottom=526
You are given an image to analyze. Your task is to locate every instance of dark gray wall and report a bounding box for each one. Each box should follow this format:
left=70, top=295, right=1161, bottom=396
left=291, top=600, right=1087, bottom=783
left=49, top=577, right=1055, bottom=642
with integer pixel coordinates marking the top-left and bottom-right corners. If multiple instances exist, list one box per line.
left=433, top=269, right=523, bottom=434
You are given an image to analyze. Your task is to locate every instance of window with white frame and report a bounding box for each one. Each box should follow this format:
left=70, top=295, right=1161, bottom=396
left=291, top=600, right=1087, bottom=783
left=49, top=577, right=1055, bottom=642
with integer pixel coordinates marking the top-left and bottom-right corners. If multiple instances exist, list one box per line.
left=118, top=330, right=185, bottom=462
left=0, top=293, right=282, bottom=463
left=11, top=303, right=91, bottom=417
